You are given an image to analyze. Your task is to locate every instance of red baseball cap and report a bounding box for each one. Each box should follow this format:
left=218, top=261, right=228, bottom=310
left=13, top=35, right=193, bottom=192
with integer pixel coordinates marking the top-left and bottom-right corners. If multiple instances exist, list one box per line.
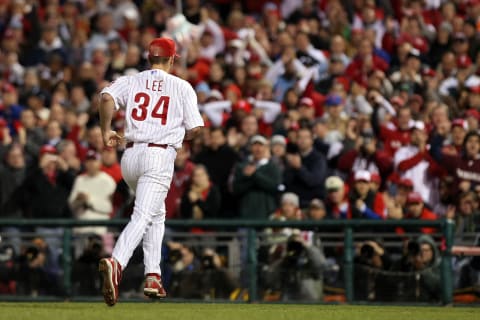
left=85, top=149, right=101, bottom=161
left=299, top=97, right=314, bottom=108
left=1, top=83, right=16, bottom=93
left=406, top=192, right=423, bottom=204
left=451, top=118, right=469, bottom=130
left=39, top=144, right=57, bottom=156
left=233, top=100, right=252, bottom=113
left=370, top=172, right=381, bottom=184
left=148, top=37, right=179, bottom=58
left=354, top=170, right=371, bottom=182
left=390, top=96, right=405, bottom=106
left=457, top=55, right=472, bottom=68
left=398, top=178, right=414, bottom=189
left=465, top=109, right=480, bottom=121
left=422, top=68, right=436, bottom=77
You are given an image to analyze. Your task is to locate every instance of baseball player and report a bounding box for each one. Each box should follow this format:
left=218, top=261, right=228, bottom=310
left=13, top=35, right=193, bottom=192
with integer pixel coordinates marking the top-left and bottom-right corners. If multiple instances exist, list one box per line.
left=98, top=37, right=204, bottom=306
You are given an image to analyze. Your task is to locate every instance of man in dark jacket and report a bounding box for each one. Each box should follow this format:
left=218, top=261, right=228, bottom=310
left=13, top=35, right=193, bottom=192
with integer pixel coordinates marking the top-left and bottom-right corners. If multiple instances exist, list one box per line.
left=0, top=143, right=28, bottom=254
left=195, top=127, right=239, bottom=217
left=232, top=135, right=281, bottom=219
left=23, top=145, right=76, bottom=263
left=284, top=127, right=328, bottom=208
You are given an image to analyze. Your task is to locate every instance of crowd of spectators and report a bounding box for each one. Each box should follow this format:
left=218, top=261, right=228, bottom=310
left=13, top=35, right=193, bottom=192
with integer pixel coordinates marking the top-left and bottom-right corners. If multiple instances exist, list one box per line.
left=0, top=0, right=480, bottom=301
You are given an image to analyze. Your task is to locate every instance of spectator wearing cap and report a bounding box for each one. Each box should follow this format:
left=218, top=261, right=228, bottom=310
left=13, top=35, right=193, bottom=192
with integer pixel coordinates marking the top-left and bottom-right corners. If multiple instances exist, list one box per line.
left=270, top=134, right=287, bottom=174
left=297, top=97, right=316, bottom=123
left=337, top=130, right=393, bottom=186
left=232, top=134, right=281, bottom=219
left=440, top=119, right=469, bottom=157
left=442, top=131, right=480, bottom=196
left=69, top=149, right=116, bottom=236
left=324, top=176, right=349, bottom=219
left=283, top=127, right=328, bottom=208
left=307, top=198, right=326, bottom=221
left=321, top=94, right=349, bottom=143
left=348, top=170, right=385, bottom=219
left=195, top=127, right=240, bottom=217
left=270, top=192, right=304, bottom=222
left=394, top=120, right=445, bottom=207
left=0, top=83, right=24, bottom=137
left=401, top=192, right=438, bottom=234
left=370, top=173, right=382, bottom=193
left=465, top=108, right=480, bottom=131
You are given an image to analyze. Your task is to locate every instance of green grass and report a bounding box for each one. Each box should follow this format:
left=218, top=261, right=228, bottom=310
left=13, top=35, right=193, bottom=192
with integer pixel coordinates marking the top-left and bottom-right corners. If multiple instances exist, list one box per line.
left=0, top=302, right=477, bottom=320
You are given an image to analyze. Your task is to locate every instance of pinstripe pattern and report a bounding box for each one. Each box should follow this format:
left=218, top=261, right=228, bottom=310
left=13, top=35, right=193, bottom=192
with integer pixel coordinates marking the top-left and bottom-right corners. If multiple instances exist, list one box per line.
left=113, top=144, right=176, bottom=274
left=103, top=68, right=204, bottom=277
left=101, top=70, right=203, bottom=148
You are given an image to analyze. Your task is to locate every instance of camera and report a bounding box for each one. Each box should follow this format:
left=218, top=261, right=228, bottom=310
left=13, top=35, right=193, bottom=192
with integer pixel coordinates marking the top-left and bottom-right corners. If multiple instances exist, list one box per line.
left=25, top=246, right=40, bottom=262
left=201, top=254, right=215, bottom=270
left=360, top=243, right=375, bottom=260
left=168, top=249, right=183, bottom=264
left=286, top=142, right=299, bottom=154
left=284, top=239, right=307, bottom=268
left=407, top=241, right=420, bottom=257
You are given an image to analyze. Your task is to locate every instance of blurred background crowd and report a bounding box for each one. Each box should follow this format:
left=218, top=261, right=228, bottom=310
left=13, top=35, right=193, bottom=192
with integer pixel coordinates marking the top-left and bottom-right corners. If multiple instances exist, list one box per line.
left=0, top=0, right=480, bottom=303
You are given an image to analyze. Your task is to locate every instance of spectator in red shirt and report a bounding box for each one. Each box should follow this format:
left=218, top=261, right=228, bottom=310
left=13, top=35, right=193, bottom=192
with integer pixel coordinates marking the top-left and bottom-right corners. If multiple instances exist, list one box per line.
left=402, top=192, right=438, bottom=234
left=379, top=106, right=413, bottom=156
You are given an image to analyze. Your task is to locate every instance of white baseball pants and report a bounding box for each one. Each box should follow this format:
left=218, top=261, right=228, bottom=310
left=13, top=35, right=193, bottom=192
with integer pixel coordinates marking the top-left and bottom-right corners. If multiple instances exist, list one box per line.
left=112, top=143, right=176, bottom=275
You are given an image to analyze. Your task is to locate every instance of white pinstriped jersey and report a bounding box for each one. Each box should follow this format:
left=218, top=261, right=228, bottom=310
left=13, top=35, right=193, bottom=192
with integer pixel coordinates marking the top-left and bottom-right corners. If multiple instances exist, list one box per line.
left=101, top=69, right=204, bottom=148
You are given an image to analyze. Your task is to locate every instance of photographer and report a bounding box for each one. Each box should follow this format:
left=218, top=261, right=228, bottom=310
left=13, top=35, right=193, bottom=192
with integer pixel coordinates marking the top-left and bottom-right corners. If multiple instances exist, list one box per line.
left=72, top=235, right=107, bottom=295
left=16, top=237, right=62, bottom=296
left=196, top=248, right=238, bottom=300
left=166, top=242, right=202, bottom=299
left=265, top=233, right=327, bottom=301
left=354, top=240, right=392, bottom=301
left=390, top=235, right=441, bottom=302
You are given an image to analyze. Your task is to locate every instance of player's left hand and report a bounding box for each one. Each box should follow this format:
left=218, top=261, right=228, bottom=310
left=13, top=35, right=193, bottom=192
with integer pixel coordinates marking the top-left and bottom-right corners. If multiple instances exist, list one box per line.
left=103, top=130, right=123, bottom=147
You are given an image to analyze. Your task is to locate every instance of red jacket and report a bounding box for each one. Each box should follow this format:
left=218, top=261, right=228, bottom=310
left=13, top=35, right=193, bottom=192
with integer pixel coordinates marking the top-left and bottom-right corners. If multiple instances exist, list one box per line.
left=399, top=207, right=438, bottom=234
left=379, top=124, right=411, bottom=156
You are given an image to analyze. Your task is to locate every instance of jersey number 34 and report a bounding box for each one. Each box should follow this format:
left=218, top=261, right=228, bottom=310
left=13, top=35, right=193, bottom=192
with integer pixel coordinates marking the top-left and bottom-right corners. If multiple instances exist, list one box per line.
left=131, top=92, right=170, bottom=125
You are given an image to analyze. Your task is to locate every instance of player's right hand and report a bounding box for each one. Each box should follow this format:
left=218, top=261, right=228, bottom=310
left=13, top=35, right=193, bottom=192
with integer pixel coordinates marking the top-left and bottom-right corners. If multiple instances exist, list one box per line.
left=103, top=130, right=123, bottom=147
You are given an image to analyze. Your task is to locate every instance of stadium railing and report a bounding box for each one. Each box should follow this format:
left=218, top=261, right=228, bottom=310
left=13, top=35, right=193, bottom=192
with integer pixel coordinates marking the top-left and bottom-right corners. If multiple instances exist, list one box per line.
left=0, top=218, right=454, bottom=304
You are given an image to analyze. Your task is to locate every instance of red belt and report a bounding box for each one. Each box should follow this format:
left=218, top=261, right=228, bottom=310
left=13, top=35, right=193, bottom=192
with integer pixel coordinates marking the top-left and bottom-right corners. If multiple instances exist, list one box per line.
left=125, top=142, right=168, bottom=149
